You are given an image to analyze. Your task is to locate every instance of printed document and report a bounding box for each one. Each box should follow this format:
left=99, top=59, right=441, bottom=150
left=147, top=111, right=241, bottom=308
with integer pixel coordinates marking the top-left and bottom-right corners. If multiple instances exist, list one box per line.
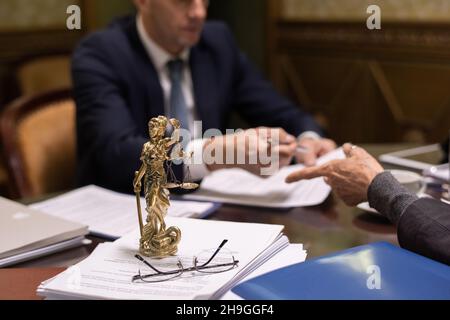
left=183, top=148, right=345, bottom=207
left=31, top=185, right=218, bottom=239
left=37, top=217, right=287, bottom=300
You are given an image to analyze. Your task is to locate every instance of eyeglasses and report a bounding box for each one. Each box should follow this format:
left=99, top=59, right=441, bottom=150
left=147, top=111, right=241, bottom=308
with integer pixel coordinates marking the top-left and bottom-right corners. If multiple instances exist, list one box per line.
left=132, top=239, right=239, bottom=283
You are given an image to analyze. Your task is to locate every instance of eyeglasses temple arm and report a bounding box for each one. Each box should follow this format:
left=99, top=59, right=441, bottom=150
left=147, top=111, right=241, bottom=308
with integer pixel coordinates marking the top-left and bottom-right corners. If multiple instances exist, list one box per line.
left=135, top=254, right=165, bottom=274
left=197, top=239, right=228, bottom=268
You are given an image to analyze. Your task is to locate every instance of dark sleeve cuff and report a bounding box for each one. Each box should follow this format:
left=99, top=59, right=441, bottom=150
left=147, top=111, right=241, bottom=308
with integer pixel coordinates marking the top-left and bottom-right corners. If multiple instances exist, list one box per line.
left=367, top=171, right=419, bottom=225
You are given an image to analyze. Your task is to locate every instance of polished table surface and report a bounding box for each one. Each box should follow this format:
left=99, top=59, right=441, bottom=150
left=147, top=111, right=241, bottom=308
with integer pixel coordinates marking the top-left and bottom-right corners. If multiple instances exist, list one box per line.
left=1, top=144, right=444, bottom=299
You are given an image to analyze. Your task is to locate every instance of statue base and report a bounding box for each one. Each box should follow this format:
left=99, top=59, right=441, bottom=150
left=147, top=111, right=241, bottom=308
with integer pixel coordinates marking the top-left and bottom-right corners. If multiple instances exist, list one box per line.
left=139, top=226, right=181, bottom=258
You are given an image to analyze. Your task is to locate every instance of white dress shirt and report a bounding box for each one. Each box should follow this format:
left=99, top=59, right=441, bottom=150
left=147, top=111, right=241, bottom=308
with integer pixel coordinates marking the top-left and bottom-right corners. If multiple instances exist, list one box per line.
left=136, top=15, right=209, bottom=180
left=136, top=16, right=321, bottom=180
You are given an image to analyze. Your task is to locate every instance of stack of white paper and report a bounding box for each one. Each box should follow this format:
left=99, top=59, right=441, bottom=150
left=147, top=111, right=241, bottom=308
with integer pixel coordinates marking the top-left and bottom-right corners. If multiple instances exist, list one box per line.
left=31, top=185, right=218, bottom=239
left=37, top=217, right=291, bottom=300
left=183, top=149, right=345, bottom=208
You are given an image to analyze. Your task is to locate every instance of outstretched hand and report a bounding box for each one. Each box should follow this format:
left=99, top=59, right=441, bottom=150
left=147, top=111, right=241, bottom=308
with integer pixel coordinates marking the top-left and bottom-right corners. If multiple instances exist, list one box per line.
left=285, top=143, right=384, bottom=206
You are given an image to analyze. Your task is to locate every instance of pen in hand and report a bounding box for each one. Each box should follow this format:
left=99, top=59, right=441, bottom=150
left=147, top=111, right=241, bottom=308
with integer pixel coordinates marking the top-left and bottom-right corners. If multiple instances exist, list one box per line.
left=296, top=145, right=310, bottom=154
left=295, top=144, right=317, bottom=166
left=268, top=140, right=311, bottom=154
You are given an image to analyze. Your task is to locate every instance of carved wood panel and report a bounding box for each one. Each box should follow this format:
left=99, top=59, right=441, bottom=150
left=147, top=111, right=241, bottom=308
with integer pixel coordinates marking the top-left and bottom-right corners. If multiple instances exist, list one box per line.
left=268, top=20, right=450, bottom=143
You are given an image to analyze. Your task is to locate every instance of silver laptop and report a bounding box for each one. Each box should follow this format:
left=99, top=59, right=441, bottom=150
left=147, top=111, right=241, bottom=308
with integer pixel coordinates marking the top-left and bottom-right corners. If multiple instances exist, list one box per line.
left=0, top=197, right=88, bottom=266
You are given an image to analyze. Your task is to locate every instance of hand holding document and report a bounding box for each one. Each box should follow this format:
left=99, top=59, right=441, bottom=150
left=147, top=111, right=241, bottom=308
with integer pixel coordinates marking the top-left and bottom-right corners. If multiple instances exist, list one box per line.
left=183, top=148, right=345, bottom=208
left=295, top=136, right=337, bottom=167
left=37, top=217, right=290, bottom=300
left=31, top=185, right=219, bottom=239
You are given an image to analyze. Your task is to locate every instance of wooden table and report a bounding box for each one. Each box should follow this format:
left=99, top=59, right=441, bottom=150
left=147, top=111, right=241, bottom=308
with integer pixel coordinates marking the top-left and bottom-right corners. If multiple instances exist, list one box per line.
left=1, top=144, right=439, bottom=299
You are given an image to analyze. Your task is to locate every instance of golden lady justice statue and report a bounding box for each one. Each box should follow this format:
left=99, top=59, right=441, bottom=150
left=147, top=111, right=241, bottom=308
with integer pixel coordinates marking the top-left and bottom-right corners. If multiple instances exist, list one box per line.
left=133, top=116, right=198, bottom=257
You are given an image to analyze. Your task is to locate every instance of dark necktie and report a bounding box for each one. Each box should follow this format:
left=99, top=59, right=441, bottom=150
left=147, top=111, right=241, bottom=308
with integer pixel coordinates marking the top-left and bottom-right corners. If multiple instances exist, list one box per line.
left=167, top=59, right=189, bottom=130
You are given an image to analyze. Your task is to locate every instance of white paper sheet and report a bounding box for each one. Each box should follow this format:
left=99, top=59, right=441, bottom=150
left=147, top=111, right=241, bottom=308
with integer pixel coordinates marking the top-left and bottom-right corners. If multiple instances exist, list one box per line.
left=37, top=218, right=287, bottom=300
left=30, top=185, right=217, bottom=239
left=183, top=148, right=345, bottom=208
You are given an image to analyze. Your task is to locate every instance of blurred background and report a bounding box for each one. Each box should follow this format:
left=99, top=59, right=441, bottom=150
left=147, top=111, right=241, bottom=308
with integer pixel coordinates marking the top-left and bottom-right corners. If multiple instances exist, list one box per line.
left=0, top=0, right=449, bottom=198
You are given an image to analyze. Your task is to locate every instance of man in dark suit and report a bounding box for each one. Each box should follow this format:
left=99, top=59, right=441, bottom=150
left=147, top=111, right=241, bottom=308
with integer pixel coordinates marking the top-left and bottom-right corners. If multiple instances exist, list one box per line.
left=73, top=0, right=335, bottom=193
left=286, top=144, right=450, bottom=265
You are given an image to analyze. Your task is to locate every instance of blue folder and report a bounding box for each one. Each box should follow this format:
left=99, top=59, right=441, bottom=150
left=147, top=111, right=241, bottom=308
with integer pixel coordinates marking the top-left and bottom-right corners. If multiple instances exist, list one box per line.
left=232, top=242, right=450, bottom=300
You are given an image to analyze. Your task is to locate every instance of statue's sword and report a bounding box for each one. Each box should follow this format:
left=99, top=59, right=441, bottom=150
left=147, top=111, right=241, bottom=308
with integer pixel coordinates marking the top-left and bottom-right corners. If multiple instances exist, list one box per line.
left=135, top=172, right=144, bottom=237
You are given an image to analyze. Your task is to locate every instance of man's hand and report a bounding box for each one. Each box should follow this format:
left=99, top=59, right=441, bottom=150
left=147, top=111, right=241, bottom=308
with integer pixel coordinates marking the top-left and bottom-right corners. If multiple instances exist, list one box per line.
left=296, top=136, right=337, bottom=166
left=204, top=127, right=297, bottom=176
left=286, top=143, right=384, bottom=206
left=256, top=127, right=297, bottom=169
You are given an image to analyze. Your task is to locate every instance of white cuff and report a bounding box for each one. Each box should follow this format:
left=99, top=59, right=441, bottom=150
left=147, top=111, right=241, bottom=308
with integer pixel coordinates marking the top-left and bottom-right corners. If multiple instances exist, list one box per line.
left=298, top=131, right=321, bottom=141
left=184, top=138, right=210, bottom=181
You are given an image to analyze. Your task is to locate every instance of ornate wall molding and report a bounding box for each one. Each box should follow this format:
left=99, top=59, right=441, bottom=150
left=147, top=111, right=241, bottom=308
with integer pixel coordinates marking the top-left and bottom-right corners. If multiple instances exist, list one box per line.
left=281, top=0, right=450, bottom=23
left=268, top=18, right=450, bottom=143
left=277, top=22, right=450, bottom=55
left=0, top=0, right=80, bottom=31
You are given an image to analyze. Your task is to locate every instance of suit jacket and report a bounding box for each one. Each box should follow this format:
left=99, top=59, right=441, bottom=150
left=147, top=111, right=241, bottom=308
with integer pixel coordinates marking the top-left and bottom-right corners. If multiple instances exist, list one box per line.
left=398, top=198, right=450, bottom=265
left=72, top=16, right=322, bottom=193
left=368, top=172, right=450, bottom=265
